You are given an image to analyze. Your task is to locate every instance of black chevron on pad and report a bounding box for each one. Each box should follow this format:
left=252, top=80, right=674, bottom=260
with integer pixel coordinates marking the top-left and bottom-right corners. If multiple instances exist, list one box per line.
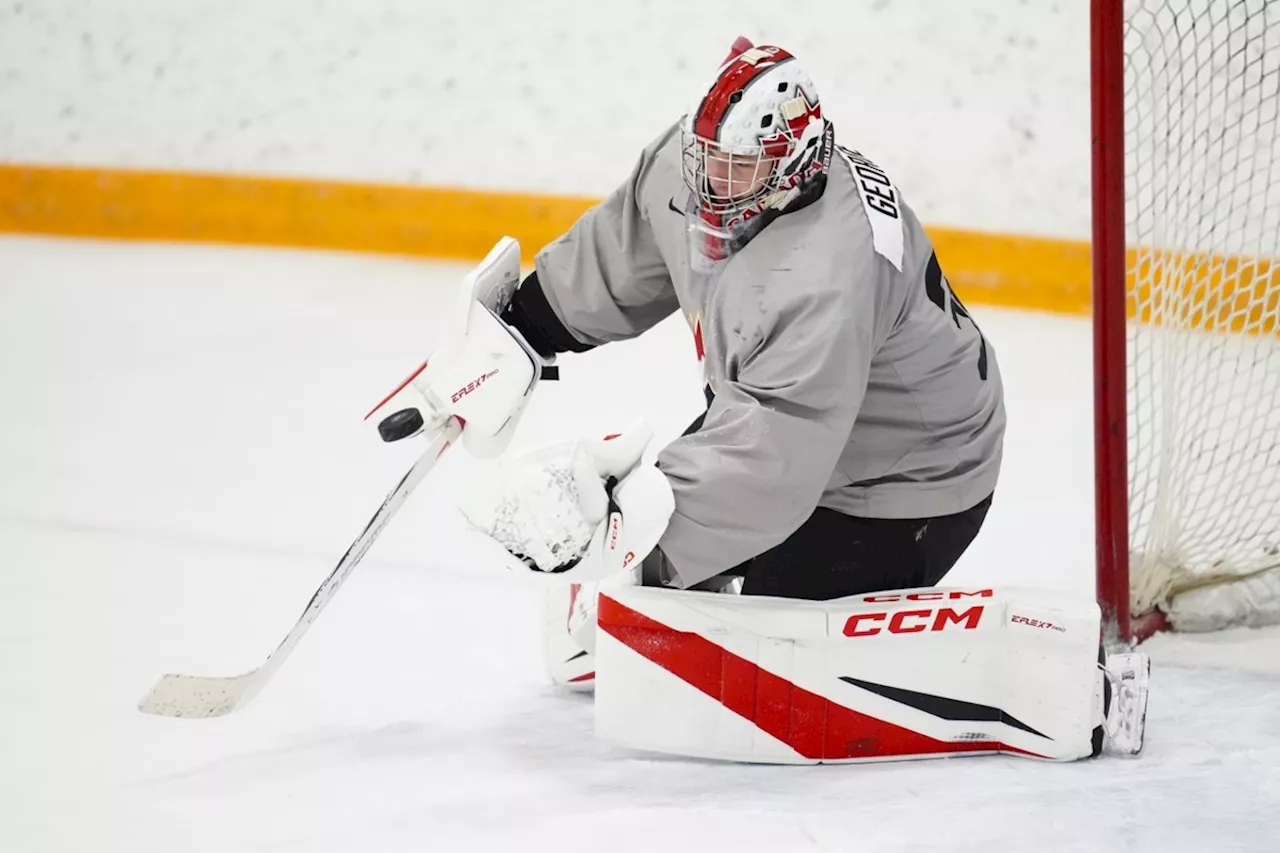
left=839, top=676, right=1051, bottom=739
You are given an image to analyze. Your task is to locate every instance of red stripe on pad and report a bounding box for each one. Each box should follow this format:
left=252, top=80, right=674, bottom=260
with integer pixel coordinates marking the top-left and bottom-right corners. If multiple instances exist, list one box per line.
left=596, top=593, right=1048, bottom=762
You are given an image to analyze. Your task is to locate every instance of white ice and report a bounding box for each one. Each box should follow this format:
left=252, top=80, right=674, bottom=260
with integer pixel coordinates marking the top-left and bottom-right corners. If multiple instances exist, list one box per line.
left=3, top=235, right=1279, bottom=852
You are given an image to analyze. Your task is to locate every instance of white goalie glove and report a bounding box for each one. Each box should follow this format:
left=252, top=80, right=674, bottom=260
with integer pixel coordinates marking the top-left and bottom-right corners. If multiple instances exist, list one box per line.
left=365, top=236, right=548, bottom=459
left=460, top=422, right=675, bottom=580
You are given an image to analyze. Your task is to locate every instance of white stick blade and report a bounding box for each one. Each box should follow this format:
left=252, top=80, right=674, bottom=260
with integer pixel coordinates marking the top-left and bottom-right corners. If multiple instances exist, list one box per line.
left=137, top=671, right=262, bottom=718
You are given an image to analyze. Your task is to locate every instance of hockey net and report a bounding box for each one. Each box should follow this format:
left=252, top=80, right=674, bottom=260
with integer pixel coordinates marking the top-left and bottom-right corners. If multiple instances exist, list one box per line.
left=1094, top=0, right=1280, bottom=640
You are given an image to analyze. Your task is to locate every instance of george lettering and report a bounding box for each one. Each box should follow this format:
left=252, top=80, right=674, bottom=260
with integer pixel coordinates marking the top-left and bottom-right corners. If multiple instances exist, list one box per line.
left=866, top=194, right=900, bottom=219
left=855, top=163, right=891, bottom=187
left=844, top=149, right=901, bottom=219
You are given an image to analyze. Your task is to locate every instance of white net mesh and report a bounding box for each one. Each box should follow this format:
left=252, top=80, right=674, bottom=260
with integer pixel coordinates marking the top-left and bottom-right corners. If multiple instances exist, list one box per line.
left=1123, top=0, right=1280, bottom=625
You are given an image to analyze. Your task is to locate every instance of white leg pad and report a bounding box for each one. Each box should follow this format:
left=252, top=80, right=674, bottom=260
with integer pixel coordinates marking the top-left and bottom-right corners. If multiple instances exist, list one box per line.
left=538, top=567, right=641, bottom=691
left=540, top=579, right=598, bottom=691
left=594, top=584, right=1110, bottom=764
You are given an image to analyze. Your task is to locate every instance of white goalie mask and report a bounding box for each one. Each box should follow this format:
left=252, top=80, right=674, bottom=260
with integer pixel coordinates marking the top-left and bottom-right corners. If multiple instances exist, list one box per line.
left=679, top=43, right=830, bottom=261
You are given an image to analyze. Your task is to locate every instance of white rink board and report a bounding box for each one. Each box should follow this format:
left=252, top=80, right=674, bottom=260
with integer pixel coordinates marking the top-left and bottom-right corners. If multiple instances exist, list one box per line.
left=0, top=0, right=1092, bottom=238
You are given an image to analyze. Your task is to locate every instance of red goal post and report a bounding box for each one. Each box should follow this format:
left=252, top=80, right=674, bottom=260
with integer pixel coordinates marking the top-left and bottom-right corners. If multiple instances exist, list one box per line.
left=1092, top=0, right=1280, bottom=645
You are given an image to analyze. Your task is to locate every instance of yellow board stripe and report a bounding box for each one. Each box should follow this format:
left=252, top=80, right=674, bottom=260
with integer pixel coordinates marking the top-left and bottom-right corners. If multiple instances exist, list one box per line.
left=927, top=226, right=1093, bottom=316
left=0, top=164, right=598, bottom=265
left=2, top=163, right=1276, bottom=334
left=1130, top=248, right=1280, bottom=335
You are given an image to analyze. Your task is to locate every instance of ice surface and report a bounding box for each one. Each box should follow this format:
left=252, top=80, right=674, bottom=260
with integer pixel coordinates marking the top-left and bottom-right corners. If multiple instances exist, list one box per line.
left=2, top=235, right=1278, bottom=852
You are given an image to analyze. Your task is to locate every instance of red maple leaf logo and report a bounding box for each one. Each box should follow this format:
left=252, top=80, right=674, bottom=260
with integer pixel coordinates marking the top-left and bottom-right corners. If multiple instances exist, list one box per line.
left=760, top=92, right=822, bottom=160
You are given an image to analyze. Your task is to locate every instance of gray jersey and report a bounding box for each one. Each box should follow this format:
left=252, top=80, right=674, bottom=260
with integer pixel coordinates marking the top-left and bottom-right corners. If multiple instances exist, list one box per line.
left=533, top=123, right=1005, bottom=589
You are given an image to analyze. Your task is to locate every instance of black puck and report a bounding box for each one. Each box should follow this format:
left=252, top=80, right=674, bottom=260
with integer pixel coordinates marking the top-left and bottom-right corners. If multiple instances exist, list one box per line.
left=378, top=407, right=425, bottom=442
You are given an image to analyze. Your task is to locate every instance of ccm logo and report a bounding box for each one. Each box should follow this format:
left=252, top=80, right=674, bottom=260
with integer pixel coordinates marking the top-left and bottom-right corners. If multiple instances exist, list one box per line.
left=861, top=589, right=993, bottom=604
left=451, top=369, right=499, bottom=403
left=843, top=606, right=985, bottom=637
left=1011, top=614, right=1066, bottom=633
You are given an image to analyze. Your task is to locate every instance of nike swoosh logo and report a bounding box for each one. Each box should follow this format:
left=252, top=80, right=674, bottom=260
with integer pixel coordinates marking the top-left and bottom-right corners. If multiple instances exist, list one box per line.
left=668, top=197, right=685, bottom=216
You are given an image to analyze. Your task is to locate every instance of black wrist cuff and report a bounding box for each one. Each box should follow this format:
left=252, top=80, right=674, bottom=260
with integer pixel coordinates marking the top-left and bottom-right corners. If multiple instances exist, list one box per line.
left=500, top=270, right=595, bottom=359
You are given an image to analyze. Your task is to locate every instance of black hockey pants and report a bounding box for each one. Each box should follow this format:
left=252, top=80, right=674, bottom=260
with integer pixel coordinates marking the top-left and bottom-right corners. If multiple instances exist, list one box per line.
left=729, top=494, right=993, bottom=600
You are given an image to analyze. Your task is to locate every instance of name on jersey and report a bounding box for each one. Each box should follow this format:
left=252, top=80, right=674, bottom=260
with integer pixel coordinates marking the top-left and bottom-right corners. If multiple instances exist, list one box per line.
left=845, top=149, right=901, bottom=220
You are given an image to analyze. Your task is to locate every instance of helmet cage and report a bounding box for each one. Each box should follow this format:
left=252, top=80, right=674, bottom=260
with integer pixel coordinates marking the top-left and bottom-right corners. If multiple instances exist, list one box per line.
left=679, top=55, right=824, bottom=224
left=680, top=131, right=786, bottom=220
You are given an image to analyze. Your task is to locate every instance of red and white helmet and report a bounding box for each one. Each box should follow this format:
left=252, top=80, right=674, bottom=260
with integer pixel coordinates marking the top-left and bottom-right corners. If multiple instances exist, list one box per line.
left=680, top=40, right=829, bottom=236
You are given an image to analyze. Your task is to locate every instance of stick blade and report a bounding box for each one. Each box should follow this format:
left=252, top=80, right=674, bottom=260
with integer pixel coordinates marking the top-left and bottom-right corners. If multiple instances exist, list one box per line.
left=137, top=670, right=263, bottom=718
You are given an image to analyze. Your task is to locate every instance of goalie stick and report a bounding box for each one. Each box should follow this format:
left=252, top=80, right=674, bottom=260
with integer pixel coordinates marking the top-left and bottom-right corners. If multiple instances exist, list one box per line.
left=137, top=415, right=462, bottom=719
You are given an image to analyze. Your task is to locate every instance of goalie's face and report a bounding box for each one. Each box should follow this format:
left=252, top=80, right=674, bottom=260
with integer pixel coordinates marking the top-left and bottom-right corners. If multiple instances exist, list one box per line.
left=703, top=145, right=776, bottom=204
left=682, top=132, right=779, bottom=219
